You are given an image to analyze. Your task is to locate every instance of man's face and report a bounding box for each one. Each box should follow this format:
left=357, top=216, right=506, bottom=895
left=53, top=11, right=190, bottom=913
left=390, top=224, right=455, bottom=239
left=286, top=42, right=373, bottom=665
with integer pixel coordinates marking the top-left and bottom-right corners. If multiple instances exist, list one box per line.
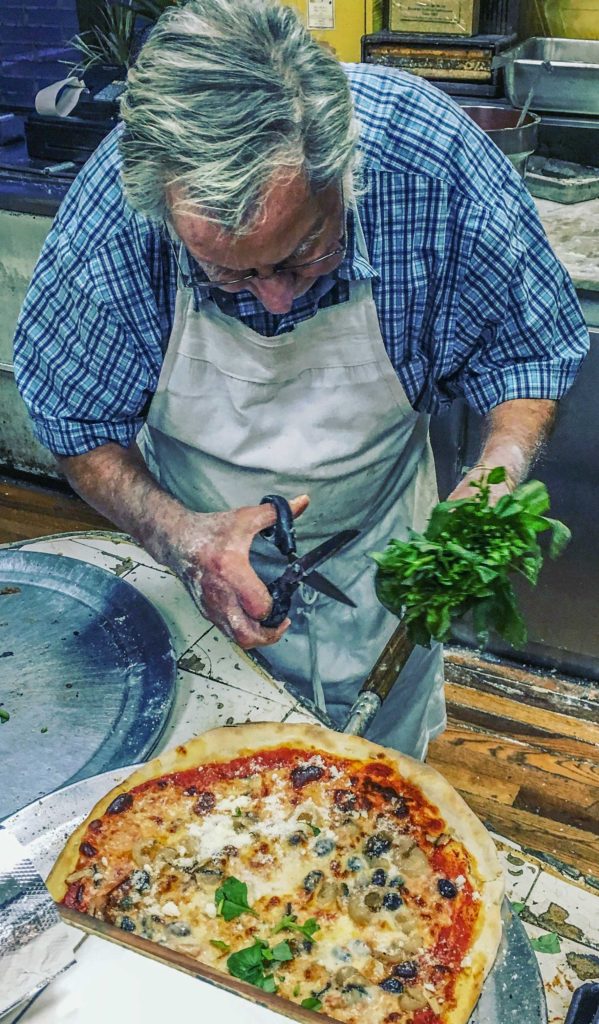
left=167, top=173, right=345, bottom=315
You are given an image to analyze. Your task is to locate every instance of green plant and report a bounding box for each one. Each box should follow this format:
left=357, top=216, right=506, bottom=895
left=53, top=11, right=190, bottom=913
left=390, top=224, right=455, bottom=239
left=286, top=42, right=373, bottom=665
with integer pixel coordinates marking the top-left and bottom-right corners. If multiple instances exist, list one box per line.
left=69, top=0, right=179, bottom=75
left=371, top=467, right=570, bottom=648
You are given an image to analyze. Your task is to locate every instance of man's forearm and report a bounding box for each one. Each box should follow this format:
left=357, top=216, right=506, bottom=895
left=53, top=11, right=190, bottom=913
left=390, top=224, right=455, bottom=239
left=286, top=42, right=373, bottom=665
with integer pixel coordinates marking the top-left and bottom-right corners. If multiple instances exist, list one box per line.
left=449, top=398, right=556, bottom=501
left=56, top=442, right=193, bottom=565
left=475, top=398, right=556, bottom=487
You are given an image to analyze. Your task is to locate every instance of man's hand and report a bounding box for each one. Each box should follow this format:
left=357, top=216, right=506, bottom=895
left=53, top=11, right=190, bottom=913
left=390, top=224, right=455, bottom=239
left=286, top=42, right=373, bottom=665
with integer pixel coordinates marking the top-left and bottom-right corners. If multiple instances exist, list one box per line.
left=448, top=398, right=556, bottom=505
left=165, top=495, right=310, bottom=649
left=57, top=443, right=309, bottom=649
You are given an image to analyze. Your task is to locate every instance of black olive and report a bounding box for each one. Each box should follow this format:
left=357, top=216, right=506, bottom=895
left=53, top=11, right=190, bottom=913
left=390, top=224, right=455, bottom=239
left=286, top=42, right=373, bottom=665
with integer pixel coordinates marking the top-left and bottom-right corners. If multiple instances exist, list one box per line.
left=303, top=870, right=324, bottom=892
left=120, top=916, right=136, bottom=932
left=438, top=878, right=458, bottom=899
left=371, top=868, right=386, bottom=886
left=193, top=791, right=216, bottom=815
left=169, top=922, right=191, bottom=936
left=339, top=882, right=350, bottom=897
left=290, top=763, right=325, bottom=789
left=389, top=876, right=405, bottom=889
left=79, top=841, right=98, bottom=857
left=314, top=836, right=336, bottom=857
left=75, top=884, right=84, bottom=905
left=364, top=832, right=392, bottom=859
left=288, top=831, right=306, bottom=846
left=184, top=785, right=198, bottom=796
left=131, top=869, right=151, bottom=892
left=302, top=939, right=314, bottom=953
left=380, top=977, right=404, bottom=994
left=383, top=892, right=403, bottom=911
left=106, top=793, right=133, bottom=815
left=333, top=789, right=357, bottom=812
left=392, top=797, right=409, bottom=818
left=392, top=961, right=418, bottom=979
left=347, top=856, right=363, bottom=872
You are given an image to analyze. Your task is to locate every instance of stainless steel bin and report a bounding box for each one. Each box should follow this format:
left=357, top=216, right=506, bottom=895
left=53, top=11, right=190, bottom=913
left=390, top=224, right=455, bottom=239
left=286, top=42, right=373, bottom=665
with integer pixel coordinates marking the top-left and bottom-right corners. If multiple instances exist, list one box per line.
left=494, top=37, right=599, bottom=116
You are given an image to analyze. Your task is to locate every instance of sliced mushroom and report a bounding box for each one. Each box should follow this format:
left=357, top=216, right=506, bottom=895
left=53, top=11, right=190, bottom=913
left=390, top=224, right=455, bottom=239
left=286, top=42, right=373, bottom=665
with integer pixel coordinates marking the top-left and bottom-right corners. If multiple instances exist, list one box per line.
left=348, top=894, right=372, bottom=926
left=399, top=988, right=428, bottom=1011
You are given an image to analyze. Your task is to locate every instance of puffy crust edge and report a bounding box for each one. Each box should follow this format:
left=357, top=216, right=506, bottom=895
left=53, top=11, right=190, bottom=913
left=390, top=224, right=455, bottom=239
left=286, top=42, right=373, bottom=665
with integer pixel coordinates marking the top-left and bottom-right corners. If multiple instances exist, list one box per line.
left=48, top=721, right=504, bottom=1024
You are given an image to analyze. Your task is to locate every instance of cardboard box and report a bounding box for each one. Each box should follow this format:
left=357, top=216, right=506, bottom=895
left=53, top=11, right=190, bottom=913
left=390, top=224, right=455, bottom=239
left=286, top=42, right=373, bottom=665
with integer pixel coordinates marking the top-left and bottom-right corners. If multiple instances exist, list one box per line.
left=389, top=0, right=479, bottom=35
left=289, top=0, right=383, bottom=61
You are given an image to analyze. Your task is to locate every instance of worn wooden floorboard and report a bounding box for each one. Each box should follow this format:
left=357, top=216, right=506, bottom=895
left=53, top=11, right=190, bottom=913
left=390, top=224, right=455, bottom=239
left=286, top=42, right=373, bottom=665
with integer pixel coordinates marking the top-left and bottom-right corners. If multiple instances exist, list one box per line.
left=1, top=479, right=598, bottom=880
left=431, top=650, right=599, bottom=882
left=0, top=478, right=112, bottom=543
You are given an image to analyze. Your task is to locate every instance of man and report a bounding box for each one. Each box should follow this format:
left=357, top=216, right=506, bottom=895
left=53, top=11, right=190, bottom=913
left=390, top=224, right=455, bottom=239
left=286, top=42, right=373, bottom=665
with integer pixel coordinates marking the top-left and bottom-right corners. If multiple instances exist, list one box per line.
left=14, top=0, right=588, bottom=759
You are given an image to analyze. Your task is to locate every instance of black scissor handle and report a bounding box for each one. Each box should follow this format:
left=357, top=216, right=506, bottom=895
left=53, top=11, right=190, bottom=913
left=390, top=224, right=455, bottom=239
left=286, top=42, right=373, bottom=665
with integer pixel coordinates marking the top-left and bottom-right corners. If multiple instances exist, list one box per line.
left=259, top=494, right=296, bottom=557
left=261, top=577, right=296, bottom=629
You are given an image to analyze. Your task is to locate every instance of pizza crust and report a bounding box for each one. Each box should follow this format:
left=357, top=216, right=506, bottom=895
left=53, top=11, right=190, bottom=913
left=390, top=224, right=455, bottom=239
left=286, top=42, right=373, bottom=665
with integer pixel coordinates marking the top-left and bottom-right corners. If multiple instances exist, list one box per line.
left=48, top=722, right=504, bottom=1023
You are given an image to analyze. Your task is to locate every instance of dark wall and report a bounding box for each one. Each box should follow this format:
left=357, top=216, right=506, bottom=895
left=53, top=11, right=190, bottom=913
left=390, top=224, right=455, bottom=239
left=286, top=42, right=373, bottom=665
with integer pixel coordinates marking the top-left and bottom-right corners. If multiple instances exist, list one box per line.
left=0, top=0, right=79, bottom=109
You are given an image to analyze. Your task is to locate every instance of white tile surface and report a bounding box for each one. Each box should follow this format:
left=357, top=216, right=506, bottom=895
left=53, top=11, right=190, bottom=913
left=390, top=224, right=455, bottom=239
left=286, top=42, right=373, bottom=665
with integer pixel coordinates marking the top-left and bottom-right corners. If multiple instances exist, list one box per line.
left=75, top=536, right=168, bottom=573
left=497, top=845, right=541, bottom=904
left=525, top=869, right=599, bottom=950
left=156, top=668, right=296, bottom=749
left=178, top=627, right=294, bottom=706
left=522, top=924, right=599, bottom=1024
left=21, top=538, right=138, bottom=576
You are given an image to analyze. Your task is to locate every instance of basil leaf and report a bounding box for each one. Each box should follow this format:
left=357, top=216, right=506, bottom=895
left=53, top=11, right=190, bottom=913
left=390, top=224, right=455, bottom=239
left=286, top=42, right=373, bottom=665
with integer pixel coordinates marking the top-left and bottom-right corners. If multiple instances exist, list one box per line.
left=510, top=901, right=525, bottom=916
left=371, top=472, right=569, bottom=649
left=215, top=876, right=257, bottom=921
left=272, top=914, right=320, bottom=941
left=210, top=939, right=231, bottom=953
left=530, top=932, right=561, bottom=954
left=271, top=941, right=293, bottom=962
left=301, top=997, right=322, bottom=1010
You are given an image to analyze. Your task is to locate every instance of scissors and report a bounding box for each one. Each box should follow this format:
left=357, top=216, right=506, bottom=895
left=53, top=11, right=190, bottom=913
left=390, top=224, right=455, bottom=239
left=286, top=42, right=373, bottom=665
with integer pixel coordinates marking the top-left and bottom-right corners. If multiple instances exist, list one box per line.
left=257, top=494, right=359, bottom=628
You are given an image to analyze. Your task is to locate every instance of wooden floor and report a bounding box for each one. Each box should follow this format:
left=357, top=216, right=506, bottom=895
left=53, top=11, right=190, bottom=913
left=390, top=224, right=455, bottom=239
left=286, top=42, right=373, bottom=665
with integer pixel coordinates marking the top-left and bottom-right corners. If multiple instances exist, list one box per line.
left=2, top=476, right=599, bottom=885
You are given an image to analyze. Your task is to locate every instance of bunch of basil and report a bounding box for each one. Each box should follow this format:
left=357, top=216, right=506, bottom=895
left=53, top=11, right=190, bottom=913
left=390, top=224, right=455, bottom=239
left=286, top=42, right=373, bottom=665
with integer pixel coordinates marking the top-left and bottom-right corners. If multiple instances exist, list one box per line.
left=371, top=467, right=570, bottom=648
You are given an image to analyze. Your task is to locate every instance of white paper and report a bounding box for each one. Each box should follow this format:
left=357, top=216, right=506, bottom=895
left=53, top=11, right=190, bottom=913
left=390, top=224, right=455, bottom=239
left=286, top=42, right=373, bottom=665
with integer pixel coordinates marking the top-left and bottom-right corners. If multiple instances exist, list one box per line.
left=308, top=0, right=334, bottom=30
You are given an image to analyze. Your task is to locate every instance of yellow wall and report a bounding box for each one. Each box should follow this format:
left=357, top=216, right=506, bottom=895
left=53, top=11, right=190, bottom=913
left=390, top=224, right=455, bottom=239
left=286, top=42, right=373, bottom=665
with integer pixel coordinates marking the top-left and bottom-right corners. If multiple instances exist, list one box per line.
left=519, top=0, right=599, bottom=40
left=288, top=0, right=382, bottom=62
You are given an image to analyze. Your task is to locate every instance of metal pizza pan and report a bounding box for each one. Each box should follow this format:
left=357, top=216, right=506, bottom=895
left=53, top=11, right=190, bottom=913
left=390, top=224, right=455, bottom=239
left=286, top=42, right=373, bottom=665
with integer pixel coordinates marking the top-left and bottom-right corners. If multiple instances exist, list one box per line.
left=0, top=550, right=177, bottom=821
left=3, top=767, right=547, bottom=1024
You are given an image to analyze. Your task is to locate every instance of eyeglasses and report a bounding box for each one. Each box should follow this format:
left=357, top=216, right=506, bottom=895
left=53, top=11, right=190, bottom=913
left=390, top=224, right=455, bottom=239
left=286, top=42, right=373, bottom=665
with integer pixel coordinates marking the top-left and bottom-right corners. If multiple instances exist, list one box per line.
left=171, top=234, right=346, bottom=292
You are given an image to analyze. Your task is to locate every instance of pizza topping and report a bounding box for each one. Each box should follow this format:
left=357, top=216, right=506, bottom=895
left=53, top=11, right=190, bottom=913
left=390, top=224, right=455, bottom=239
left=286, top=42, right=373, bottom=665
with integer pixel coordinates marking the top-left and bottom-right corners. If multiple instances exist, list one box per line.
left=290, top=763, right=326, bottom=789
left=382, top=893, right=402, bottom=911
left=380, top=977, right=404, bottom=994
left=106, top=792, right=134, bottom=815
left=364, top=832, right=393, bottom=859
left=371, top=869, right=386, bottom=887
left=227, top=938, right=293, bottom=992
left=392, top=961, right=418, bottom=980
left=303, top=870, right=324, bottom=893
left=273, top=913, right=320, bottom=942
left=437, top=880, right=457, bottom=899
left=214, top=877, right=257, bottom=921
left=193, top=791, right=216, bottom=814
left=79, top=841, right=98, bottom=857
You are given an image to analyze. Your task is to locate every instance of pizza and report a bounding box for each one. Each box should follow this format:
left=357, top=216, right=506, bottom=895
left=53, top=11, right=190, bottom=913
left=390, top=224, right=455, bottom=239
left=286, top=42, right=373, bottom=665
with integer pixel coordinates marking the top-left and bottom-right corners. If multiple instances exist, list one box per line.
left=48, top=723, right=503, bottom=1024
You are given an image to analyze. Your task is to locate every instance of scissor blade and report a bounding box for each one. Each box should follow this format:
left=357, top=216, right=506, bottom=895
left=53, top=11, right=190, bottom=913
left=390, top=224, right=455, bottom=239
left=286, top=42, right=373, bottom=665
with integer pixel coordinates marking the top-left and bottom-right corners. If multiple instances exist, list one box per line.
left=294, top=528, right=360, bottom=576
left=303, top=569, right=356, bottom=608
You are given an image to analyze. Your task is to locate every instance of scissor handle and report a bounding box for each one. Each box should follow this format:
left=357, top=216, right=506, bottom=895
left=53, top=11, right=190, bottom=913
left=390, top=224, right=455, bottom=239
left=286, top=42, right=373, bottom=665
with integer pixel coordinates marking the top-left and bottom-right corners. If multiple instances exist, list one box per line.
left=259, top=494, right=296, bottom=557
left=261, top=577, right=296, bottom=629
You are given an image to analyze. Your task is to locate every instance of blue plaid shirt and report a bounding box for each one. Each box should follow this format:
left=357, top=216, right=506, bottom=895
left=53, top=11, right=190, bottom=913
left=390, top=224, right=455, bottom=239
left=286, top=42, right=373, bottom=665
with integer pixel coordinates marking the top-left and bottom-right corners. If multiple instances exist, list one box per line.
left=14, top=65, right=589, bottom=456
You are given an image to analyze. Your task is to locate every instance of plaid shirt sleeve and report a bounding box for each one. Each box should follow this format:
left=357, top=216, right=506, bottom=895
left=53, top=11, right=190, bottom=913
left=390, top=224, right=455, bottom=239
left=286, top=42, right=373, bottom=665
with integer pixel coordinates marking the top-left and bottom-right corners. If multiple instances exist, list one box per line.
left=447, top=181, right=589, bottom=414
left=13, top=132, right=170, bottom=456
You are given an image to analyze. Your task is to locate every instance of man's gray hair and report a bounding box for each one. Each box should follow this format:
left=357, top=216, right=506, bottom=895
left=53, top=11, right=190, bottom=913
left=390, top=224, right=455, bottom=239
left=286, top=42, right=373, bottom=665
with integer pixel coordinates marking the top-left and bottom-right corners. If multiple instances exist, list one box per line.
left=119, top=0, right=360, bottom=231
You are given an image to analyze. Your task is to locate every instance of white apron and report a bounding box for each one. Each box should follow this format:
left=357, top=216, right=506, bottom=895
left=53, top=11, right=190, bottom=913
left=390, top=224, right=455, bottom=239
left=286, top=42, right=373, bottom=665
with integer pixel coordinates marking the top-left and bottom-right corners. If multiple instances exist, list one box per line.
left=140, top=215, right=445, bottom=759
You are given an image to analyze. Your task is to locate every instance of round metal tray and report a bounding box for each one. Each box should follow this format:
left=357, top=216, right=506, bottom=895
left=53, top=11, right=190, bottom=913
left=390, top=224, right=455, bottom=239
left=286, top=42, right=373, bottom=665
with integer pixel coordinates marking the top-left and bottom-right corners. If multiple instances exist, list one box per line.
left=0, top=550, right=177, bottom=820
left=4, top=767, right=547, bottom=1024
